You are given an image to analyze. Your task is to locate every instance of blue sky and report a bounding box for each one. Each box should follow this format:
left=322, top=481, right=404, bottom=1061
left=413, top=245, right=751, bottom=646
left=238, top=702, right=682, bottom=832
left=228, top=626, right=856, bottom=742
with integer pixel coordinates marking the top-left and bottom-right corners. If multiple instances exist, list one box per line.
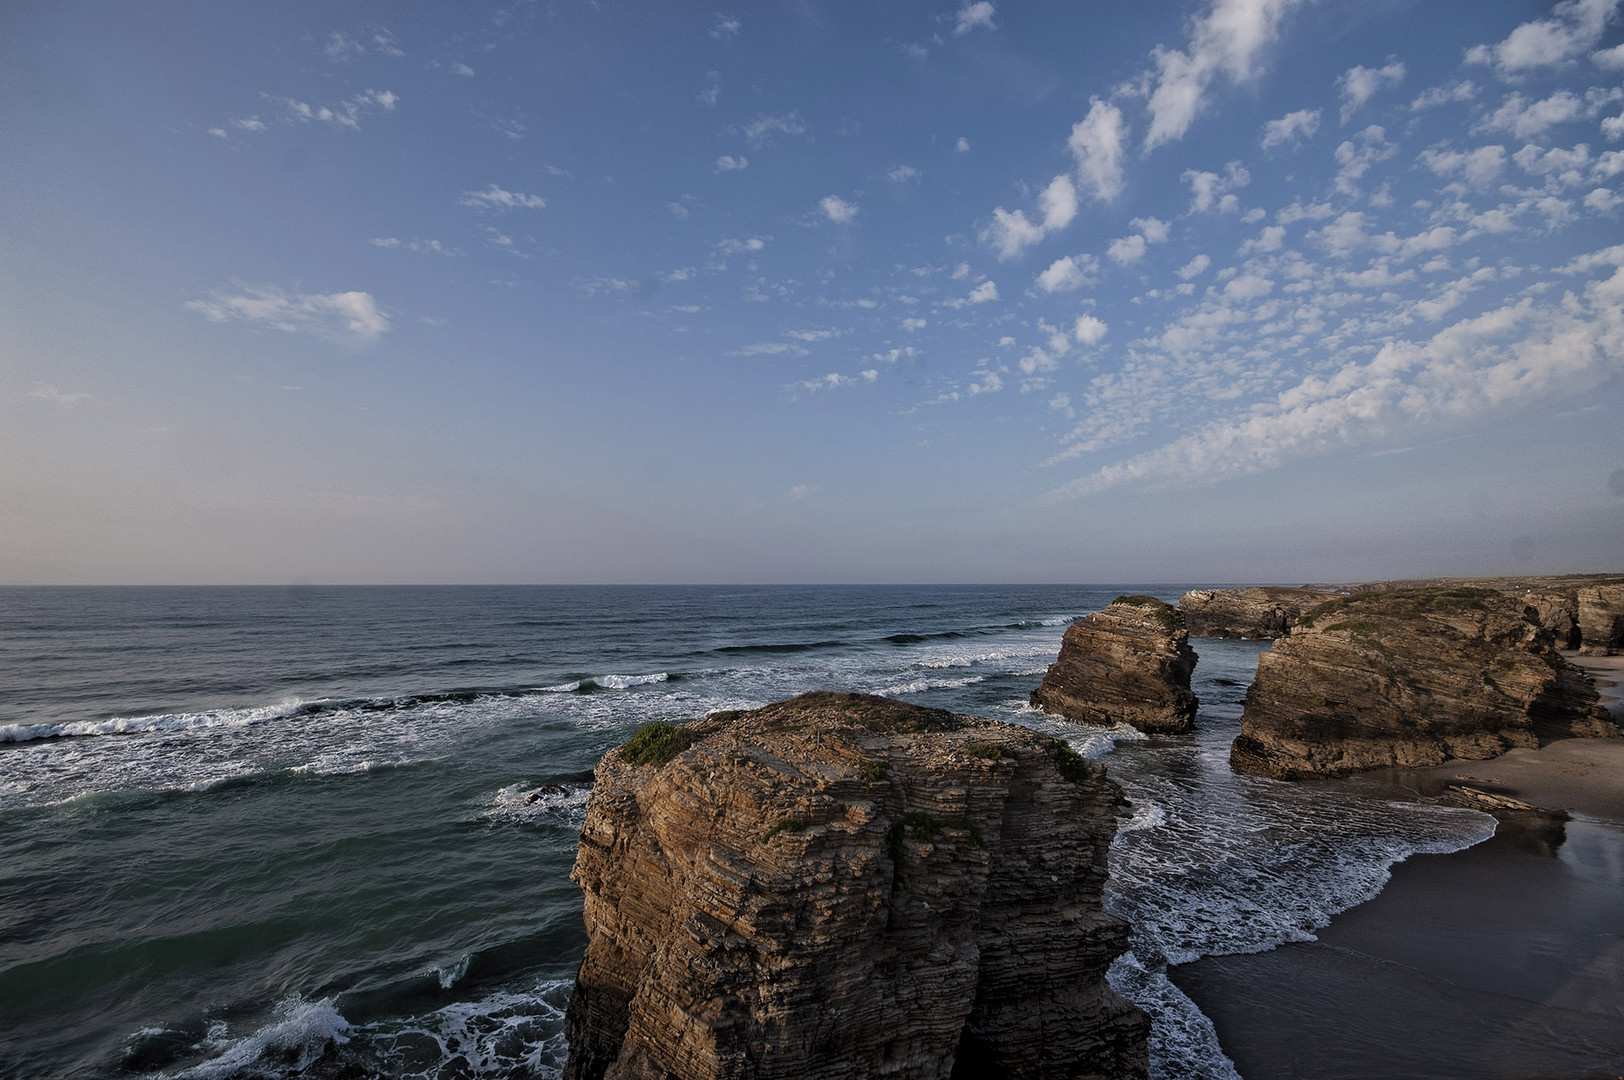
left=3, top=0, right=1622, bottom=584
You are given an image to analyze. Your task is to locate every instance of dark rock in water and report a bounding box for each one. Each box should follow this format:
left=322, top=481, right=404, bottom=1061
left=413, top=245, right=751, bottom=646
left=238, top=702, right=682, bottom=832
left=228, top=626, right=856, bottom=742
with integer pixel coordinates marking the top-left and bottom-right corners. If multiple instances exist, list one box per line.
left=1030, top=597, right=1198, bottom=734
left=564, top=691, right=1148, bottom=1080
left=1577, top=585, right=1624, bottom=656
left=1231, top=589, right=1620, bottom=780
left=1438, top=786, right=1570, bottom=857
left=1177, top=586, right=1330, bottom=639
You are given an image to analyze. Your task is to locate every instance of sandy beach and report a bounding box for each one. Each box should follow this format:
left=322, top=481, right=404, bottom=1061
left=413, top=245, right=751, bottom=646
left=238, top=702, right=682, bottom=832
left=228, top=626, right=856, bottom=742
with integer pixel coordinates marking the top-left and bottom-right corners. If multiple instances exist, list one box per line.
left=1170, top=653, right=1624, bottom=1080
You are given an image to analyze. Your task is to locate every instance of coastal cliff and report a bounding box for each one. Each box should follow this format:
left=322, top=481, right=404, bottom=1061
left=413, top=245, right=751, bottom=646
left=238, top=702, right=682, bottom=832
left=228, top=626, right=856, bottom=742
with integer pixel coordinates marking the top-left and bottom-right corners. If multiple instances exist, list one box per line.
left=1231, top=588, right=1619, bottom=780
left=1029, top=597, right=1198, bottom=734
left=564, top=691, right=1148, bottom=1080
left=1577, top=585, right=1624, bottom=656
left=1177, top=586, right=1328, bottom=639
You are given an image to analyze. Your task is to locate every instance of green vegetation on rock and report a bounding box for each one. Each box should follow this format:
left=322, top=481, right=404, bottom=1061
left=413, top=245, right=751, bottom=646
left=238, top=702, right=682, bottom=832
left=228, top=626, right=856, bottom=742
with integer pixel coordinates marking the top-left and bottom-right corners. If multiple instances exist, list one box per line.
left=620, top=722, right=698, bottom=766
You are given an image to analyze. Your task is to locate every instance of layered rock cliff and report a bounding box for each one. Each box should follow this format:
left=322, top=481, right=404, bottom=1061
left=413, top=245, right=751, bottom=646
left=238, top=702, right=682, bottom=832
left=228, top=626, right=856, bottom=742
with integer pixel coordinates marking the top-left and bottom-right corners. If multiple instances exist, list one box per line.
left=1030, top=597, right=1198, bottom=734
left=1231, top=588, right=1620, bottom=780
left=565, top=691, right=1148, bottom=1080
left=1176, top=586, right=1330, bottom=639
left=1577, top=585, right=1624, bottom=656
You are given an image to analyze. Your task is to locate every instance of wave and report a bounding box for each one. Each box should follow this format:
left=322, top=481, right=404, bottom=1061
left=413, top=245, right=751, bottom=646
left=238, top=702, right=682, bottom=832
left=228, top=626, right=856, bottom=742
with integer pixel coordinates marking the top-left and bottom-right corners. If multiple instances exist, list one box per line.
left=715, top=640, right=848, bottom=654
left=485, top=782, right=592, bottom=826
left=0, top=700, right=309, bottom=746
left=358, top=981, right=572, bottom=1079
left=876, top=674, right=987, bottom=696
left=159, top=995, right=350, bottom=1080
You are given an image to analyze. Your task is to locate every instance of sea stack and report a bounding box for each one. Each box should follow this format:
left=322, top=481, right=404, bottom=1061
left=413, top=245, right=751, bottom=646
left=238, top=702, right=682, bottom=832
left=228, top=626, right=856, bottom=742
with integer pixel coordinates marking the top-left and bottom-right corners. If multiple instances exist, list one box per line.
left=1231, top=588, right=1620, bottom=780
left=1176, top=586, right=1328, bottom=639
left=1030, top=596, right=1198, bottom=734
left=1577, top=585, right=1624, bottom=655
left=564, top=691, right=1148, bottom=1080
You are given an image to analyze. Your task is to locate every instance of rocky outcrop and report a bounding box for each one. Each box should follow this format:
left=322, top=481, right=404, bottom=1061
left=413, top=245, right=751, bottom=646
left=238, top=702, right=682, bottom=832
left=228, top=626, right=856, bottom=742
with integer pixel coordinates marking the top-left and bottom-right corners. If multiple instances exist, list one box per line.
left=1177, top=586, right=1330, bottom=639
left=565, top=692, right=1148, bottom=1080
left=1030, top=597, right=1198, bottom=734
left=1577, top=585, right=1624, bottom=656
left=1523, top=591, right=1580, bottom=649
left=1230, top=588, right=1619, bottom=780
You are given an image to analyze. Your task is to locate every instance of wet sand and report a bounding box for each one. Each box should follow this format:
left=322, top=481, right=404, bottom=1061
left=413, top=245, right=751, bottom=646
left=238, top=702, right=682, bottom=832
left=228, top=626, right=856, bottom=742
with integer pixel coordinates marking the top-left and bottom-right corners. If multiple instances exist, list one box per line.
left=1170, top=654, right=1624, bottom=1080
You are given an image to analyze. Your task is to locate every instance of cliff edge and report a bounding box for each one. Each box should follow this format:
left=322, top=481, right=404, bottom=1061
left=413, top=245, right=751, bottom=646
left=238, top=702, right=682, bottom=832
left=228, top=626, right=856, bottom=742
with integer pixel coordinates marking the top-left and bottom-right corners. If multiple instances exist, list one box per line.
left=1030, top=597, right=1198, bottom=734
left=1231, top=588, right=1619, bottom=780
left=565, top=691, right=1148, bottom=1080
left=1177, top=586, right=1329, bottom=639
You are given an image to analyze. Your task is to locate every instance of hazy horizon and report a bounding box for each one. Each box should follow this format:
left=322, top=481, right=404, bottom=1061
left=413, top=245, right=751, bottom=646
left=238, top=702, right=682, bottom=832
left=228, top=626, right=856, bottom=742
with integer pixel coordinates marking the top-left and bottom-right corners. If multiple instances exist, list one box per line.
left=4, top=0, right=1622, bottom=586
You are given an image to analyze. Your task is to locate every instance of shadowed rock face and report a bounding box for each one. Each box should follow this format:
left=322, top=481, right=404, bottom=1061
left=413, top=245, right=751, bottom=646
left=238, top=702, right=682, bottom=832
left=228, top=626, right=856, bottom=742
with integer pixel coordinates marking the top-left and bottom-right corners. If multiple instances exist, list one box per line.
left=1030, top=597, right=1197, bottom=734
left=564, top=692, right=1148, bottom=1080
left=1231, top=589, right=1620, bottom=780
left=1578, top=585, right=1624, bottom=656
left=1177, top=587, right=1329, bottom=640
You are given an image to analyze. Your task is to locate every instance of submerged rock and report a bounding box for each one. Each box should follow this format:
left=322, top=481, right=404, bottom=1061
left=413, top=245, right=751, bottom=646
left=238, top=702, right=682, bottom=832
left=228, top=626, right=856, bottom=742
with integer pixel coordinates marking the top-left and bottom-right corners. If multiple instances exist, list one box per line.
left=1231, top=588, right=1620, bottom=780
left=1577, top=585, right=1624, bottom=656
left=1030, top=596, right=1198, bottom=734
left=1176, top=586, right=1329, bottom=640
left=564, top=692, right=1148, bottom=1080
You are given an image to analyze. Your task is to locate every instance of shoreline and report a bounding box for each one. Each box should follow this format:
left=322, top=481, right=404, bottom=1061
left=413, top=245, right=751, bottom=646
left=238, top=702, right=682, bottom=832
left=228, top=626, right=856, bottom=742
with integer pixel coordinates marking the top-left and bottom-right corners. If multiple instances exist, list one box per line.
left=1168, top=652, right=1624, bottom=1079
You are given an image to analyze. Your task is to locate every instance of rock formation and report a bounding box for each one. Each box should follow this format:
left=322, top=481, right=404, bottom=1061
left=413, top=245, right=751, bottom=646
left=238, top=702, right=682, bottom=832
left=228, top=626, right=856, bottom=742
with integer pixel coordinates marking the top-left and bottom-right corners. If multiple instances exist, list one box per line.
left=1577, top=585, right=1624, bottom=656
left=565, top=691, right=1148, bottom=1080
left=1030, top=597, right=1198, bottom=734
left=1177, top=586, right=1330, bottom=639
left=1231, top=588, right=1620, bottom=780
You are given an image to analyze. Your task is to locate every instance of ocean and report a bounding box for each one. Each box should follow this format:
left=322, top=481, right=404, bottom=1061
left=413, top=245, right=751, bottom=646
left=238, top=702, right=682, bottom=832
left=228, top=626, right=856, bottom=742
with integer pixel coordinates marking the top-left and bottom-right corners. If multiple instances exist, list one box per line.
left=0, top=585, right=1495, bottom=1080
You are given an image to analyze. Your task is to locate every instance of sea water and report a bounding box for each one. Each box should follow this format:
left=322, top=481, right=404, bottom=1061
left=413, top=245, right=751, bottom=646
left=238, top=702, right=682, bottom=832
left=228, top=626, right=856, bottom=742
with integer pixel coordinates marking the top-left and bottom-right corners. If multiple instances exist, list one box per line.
left=0, top=586, right=1494, bottom=1079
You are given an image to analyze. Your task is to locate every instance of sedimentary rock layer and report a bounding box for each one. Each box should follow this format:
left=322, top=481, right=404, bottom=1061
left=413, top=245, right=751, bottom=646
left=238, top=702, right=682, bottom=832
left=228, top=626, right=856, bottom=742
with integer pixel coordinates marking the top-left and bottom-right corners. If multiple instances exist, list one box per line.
left=1231, top=588, right=1619, bottom=780
left=565, top=691, right=1148, bottom=1080
left=1030, top=597, right=1198, bottom=734
left=1177, top=586, right=1329, bottom=639
left=1577, top=585, right=1624, bottom=656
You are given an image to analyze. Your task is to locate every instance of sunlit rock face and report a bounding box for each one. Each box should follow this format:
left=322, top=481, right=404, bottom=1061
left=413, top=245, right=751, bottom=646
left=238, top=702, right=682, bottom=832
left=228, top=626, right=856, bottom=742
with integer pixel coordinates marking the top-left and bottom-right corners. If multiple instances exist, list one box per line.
left=564, top=691, right=1148, bottom=1080
left=1577, top=585, right=1624, bottom=656
left=1030, top=597, right=1198, bottom=734
left=1231, top=589, right=1620, bottom=780
left=1177, top=586, right=1328, bottom=640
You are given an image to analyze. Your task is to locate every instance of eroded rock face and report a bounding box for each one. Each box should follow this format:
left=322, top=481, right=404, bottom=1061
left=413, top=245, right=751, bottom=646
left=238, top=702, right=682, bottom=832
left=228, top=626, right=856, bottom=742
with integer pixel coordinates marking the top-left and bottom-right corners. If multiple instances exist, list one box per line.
left=565, top=691, right=1148, bottom=1080
left=1523, top=591, right=1580, bottom=649
left=1030, top=597, right=1198, bottom=734
left=1231, top=589, right=1620, bottom=780
left=1578, top=585, right=1624, bottom=656
left=1177, top=587, right=1329, bottom=640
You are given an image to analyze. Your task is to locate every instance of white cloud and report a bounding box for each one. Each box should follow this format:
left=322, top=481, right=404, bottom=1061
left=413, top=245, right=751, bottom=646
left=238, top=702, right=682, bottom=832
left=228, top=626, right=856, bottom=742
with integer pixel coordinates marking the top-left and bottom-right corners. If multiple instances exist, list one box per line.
left=966, top=280, right=998, bottom=304
left=732, top=341, right=809, bottom=356
left=955, top=137, right=971, bottom=153
left=954, top=2, right=997, bottom=35
left=1048, top=256, right=1624, bottom=498
left=969, top=370, right=1004, bottom=394
left=1183, top=161, right=1250, bottom=212
left=1260, top=107, right=1320, bottom=151
left=186, top=283, right=390, bottom=346
left=324, top=31, right=365, bottom=62
left=1474, top=90, right=1584, bottom=139
left=459, top=184, right=545, bottom=211
left=259, top=89, right=397, bottom=131
left=737, top=112, right=806, bottom=146
left=1238, top=224, right=1286, bottom=254
left=1074, top=314, right=1109, bottom=345
left=821, top=195, right=859, bottom=223
left=1418, top=144, right=1508, bottom=188
left=1069, top=98, right=1127, bottom=202
left=451, top=62, right=475, bottom=78
left=1035, top=254, right=1100, bottom=293
left=699, top=71, right=722, bottom=106
left=1333, top=125, right=1397, bottom=196
left=717, top=235, right=768, bottom=255
left=1133, top=216, right=1172, bottom=243
left=1337, top=59, right=1406, bottom=124
left=1596, top=42, right=1624, bottom=68
left=789, top=484, right=813, bottom=500
left=27, top=382, right=91, bottom=407
left=888, top=164, right=922, bottom=183
left=207, top=127, right=227, bottom=139
left=1039, top=174, right=1079, bottom=231
left=372, top=236, right=456, bottom=255
left=1142, top=0, right=1306, bottom=151
left=1108, top=234, right=1148, bottom=265
left=1178, top=253, right=1212, bottom=279
left=902, top=317, right=928, bottom=331
left=1465, top=0, right=1622, bottom=78
left=981, top=207, right=1046, bottom=260
left=711, top=15, right=741, bottom=40
left=1410, top=80, right=1476, bottom=111
left=715, top=154, right=749, bottom=172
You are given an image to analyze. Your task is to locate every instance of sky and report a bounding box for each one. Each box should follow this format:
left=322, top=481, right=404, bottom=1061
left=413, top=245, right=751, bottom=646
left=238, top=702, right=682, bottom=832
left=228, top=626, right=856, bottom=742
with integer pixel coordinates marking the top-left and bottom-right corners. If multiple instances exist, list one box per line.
left=2, top=0, right=1622, bottom=585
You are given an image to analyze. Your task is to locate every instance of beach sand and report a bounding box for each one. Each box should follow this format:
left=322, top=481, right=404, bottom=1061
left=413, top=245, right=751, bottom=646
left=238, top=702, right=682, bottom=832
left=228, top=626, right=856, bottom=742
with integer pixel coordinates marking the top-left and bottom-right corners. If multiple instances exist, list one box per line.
left=1170, top=654, right=1624, bottom=1080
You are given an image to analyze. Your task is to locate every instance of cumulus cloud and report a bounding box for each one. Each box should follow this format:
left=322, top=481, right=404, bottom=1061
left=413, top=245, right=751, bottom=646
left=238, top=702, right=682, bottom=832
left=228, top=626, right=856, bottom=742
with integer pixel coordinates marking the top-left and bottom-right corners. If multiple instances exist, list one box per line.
left=1465, top=0, right=1622, bottom=79
left=711, top=15, right=741, bottom=40
left=1069, top=98, right=1127, bottom=202
left=459, top=184, right=545, bottom=211
left=956, top=136, right=971, bottom=153
left=954, top=2, right=997, bottom=35
left=902, top=317, right=928, bottom=331
left=1047, top=253, right=1624, bottom=498
left=1035, top=254, right=1100, bottom=293
left=820, top=195, right=859, bottom=223
left=186, top=283, right=390, bottom=346
left=888, top=164, right=922, bottom=183
left=1183, top=160, right=1250, bottom=212
left=737, top=112, right=806, bottom=146
left=1338, top=59, right=1406, bottom=124
left=1039, top=174, right=1079, bottom=230
left=981, top=207, right=1046, bottom=260
left=1178, top=253, right=1212, bottom=279
left=1418, top=144, right=1508, bottom=188
left=1142, top=0, right=1306, bottom=151
left=1332, top=125, right=1397, bottom=196
left=715, top=154, right=749, bottom=172
left=1259, top=107, right=1320, bottom=151
left=1108, top=235, right=1148, bottom=265
left=258, top=89, right=397, bottom=131
left=717, top=235, right=768, bottom=255
left=732, top=341, right=809, bottom=357
left=1074, top=314, right=1109, bottom=345
left=1410, top=80, right=1477, bottom=111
